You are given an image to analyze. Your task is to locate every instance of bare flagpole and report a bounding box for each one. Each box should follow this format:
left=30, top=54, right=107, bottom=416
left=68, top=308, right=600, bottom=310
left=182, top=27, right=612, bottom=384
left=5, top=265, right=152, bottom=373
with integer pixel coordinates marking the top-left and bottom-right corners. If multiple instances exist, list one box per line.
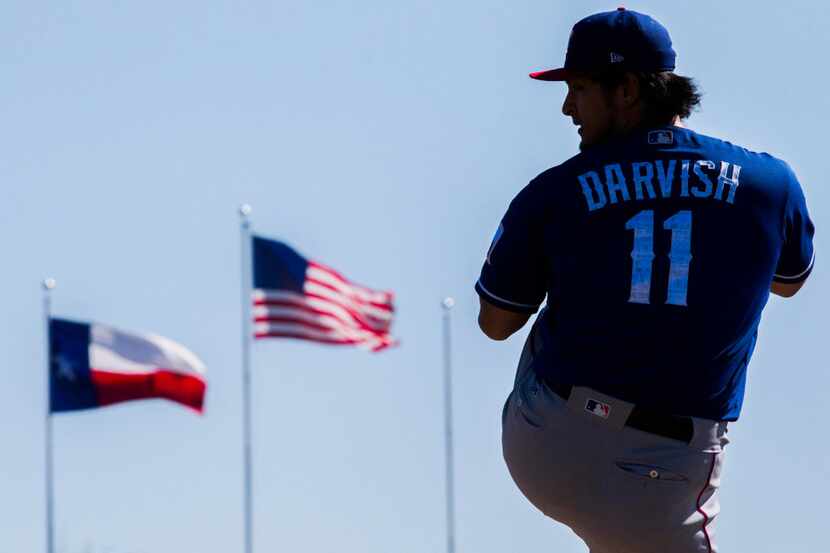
left=239, top=205, right=254, bottom=553
left=441, top=297, right=457, bottom=553
left=43, top=277, right=56, bottom=553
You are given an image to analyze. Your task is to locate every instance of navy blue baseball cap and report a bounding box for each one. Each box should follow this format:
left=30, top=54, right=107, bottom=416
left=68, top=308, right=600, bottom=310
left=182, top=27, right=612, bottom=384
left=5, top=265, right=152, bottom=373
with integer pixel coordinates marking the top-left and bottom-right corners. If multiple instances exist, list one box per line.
left=530, top=7, right=676, bottom=81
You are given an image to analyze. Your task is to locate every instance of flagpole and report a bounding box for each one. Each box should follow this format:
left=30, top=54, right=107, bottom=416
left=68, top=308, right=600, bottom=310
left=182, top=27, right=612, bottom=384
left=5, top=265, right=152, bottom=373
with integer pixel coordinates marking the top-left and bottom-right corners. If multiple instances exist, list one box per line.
left=43, top=278, right=56, bottom=553
left=239, top=205, right=254, bottom=553
left=441, top=297, right=457, bottom=553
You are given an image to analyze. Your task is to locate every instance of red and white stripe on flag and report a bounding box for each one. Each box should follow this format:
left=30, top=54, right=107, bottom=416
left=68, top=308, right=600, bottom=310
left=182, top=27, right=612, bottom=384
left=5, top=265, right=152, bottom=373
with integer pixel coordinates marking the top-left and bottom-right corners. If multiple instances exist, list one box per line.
left=253, top=261, right=396, bottom=352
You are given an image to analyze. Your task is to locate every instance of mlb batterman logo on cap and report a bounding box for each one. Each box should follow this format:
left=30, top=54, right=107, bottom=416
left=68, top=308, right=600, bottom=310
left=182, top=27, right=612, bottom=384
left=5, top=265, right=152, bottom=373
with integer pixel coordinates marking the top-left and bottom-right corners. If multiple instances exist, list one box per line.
left=530, top=7, right=677, bottom=81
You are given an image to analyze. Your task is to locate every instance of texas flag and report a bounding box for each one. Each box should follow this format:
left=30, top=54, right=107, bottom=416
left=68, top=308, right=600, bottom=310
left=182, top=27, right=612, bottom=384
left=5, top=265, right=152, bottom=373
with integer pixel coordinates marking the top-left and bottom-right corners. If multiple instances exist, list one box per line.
left=49, top=318, right=207, bottom=414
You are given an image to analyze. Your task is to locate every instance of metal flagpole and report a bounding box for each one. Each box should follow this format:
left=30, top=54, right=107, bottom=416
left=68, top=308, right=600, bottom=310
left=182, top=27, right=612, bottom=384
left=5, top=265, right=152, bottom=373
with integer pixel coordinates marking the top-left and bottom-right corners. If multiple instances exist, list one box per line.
left=441, top=297, right=457, bottom=553
left=43, top=277, right=56, bottom=553
left=239, top=205, right=254, bottom=553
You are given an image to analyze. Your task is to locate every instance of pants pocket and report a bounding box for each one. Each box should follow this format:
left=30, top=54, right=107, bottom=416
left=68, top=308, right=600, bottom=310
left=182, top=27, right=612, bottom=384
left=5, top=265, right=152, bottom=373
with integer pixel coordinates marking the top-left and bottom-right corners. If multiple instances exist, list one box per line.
left=614, top=461, right=689, bottom=483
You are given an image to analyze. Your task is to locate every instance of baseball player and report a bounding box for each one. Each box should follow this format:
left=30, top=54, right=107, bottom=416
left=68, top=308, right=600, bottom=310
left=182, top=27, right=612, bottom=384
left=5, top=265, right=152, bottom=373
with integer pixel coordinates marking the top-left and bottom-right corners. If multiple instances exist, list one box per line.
left=475, top=8, right=815, bottom=553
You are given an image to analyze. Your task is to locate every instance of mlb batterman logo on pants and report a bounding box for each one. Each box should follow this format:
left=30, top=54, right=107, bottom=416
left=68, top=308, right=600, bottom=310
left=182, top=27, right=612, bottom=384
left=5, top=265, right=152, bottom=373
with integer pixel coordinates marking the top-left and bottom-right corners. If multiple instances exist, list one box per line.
left=476, top=7, right=815, bottom=553
left=585, top=399, right=610, bottom=419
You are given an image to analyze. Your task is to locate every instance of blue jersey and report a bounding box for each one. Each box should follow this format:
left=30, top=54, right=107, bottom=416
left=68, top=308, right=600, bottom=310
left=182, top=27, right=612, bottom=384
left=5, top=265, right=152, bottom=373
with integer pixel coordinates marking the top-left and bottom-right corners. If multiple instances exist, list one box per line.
left=476, top=127, right=815, bottom=421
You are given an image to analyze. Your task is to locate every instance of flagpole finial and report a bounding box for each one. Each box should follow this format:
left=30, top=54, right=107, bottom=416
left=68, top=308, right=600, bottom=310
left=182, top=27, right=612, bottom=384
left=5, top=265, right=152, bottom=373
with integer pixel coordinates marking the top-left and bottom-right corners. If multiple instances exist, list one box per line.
left=442, top=297, right=455, bottom=310
left=239, top=204, right=252, bottom=218
left=42, top=278, right=56, bottom=291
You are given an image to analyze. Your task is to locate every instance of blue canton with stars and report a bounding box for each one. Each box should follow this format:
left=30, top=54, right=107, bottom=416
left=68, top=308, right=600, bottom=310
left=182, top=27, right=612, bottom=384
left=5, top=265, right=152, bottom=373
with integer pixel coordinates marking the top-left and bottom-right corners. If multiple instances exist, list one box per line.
left=49, top=318, right=96, bottom=412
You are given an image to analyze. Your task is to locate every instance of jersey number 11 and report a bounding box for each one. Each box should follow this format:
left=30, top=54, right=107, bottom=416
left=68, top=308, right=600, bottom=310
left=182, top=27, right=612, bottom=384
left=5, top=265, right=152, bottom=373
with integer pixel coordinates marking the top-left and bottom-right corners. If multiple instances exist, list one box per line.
left=626, top=210, right=692, bottom=306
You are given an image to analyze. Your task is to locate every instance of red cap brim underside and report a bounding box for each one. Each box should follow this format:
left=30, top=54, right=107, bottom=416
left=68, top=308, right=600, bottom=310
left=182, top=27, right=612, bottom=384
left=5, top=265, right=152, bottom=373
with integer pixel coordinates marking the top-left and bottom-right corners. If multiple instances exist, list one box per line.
left=529, top=68, right=570, bottom=81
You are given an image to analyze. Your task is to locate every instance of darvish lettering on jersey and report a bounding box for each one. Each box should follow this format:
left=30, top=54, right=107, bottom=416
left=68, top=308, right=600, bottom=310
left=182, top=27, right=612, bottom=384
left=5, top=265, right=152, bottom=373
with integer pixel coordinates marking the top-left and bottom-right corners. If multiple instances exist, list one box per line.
left=578, top=158, right=742, bottom=211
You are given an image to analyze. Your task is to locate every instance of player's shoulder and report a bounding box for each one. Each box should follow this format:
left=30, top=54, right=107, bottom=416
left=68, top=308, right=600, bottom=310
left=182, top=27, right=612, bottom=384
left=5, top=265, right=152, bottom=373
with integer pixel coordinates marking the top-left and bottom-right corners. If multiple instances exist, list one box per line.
left=684, top=127, right=794, bottom=177
left=517, top=147, right=635, bottom=210
left=690, top=128, right=804, bottom=205
left=534, top=148, right=598, bottom=181
left=502, top=158, right=576, bottom=220
left=523, top=151, right=591, bottom=196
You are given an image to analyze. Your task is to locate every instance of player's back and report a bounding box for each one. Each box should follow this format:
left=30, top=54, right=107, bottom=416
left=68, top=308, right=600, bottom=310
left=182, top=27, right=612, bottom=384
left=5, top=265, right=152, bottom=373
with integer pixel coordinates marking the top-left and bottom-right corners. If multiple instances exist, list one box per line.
left=523, top=127, right=812, bottom=420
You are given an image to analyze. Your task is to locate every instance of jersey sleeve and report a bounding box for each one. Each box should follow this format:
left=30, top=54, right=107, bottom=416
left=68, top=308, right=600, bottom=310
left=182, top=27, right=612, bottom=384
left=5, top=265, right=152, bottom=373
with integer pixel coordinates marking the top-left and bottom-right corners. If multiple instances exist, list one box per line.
left=773, top=167, right=815, bottom=284
left=475, top=182, right=547, bottom=313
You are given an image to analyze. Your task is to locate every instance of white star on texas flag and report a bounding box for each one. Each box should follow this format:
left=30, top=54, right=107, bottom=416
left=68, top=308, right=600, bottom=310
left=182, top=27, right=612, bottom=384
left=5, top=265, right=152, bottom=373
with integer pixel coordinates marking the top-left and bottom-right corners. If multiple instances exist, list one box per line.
left=55, top=354, right=76, bottom=382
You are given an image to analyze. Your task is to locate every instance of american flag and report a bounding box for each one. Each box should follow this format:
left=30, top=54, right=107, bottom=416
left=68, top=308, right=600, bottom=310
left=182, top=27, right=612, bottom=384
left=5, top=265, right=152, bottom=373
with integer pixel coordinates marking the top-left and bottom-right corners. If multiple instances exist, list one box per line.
left=251, top=236, right=397, bottom=352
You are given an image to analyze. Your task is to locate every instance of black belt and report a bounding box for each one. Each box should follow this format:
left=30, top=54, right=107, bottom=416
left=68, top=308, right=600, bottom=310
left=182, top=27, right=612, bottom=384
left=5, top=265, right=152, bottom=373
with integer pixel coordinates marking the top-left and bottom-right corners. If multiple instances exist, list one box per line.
left=542, top=377, right=695, bottom=444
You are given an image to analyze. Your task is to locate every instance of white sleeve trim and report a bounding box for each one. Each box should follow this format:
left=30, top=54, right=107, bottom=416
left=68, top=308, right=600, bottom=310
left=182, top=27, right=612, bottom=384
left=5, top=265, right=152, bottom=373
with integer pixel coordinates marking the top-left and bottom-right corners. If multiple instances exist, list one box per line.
left=774, top=251, right=815, bottom=280
left=476, top=279, right=540, bottom=309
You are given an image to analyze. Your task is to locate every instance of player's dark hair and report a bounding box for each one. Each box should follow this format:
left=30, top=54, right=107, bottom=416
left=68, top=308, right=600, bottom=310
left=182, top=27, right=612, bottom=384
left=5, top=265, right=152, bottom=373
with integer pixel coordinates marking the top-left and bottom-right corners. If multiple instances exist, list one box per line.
left=592, top=70, right=702, bottom=124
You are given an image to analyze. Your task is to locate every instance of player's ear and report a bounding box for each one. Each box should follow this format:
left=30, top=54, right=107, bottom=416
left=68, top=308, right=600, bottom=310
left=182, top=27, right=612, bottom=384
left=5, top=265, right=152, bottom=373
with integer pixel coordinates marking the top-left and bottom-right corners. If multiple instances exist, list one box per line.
left=617, top=72, right=641, bottom=108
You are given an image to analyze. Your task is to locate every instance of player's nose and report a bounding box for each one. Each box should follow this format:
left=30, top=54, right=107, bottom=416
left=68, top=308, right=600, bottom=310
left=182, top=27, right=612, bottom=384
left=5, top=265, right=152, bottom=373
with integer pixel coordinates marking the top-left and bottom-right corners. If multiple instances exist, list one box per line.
left=562, top=90, right=575, bottom=117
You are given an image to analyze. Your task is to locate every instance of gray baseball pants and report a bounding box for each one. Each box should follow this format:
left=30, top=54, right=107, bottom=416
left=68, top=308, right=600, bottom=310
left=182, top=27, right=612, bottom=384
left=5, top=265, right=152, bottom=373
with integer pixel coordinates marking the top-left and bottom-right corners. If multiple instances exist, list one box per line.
left=502, top=338, right=730, bottom=553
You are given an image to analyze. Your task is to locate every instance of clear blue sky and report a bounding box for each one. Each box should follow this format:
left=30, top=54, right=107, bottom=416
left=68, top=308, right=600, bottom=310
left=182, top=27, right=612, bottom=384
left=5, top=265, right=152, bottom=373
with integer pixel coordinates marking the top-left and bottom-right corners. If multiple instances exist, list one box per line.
left=2, top=2, right=826, bottom=552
